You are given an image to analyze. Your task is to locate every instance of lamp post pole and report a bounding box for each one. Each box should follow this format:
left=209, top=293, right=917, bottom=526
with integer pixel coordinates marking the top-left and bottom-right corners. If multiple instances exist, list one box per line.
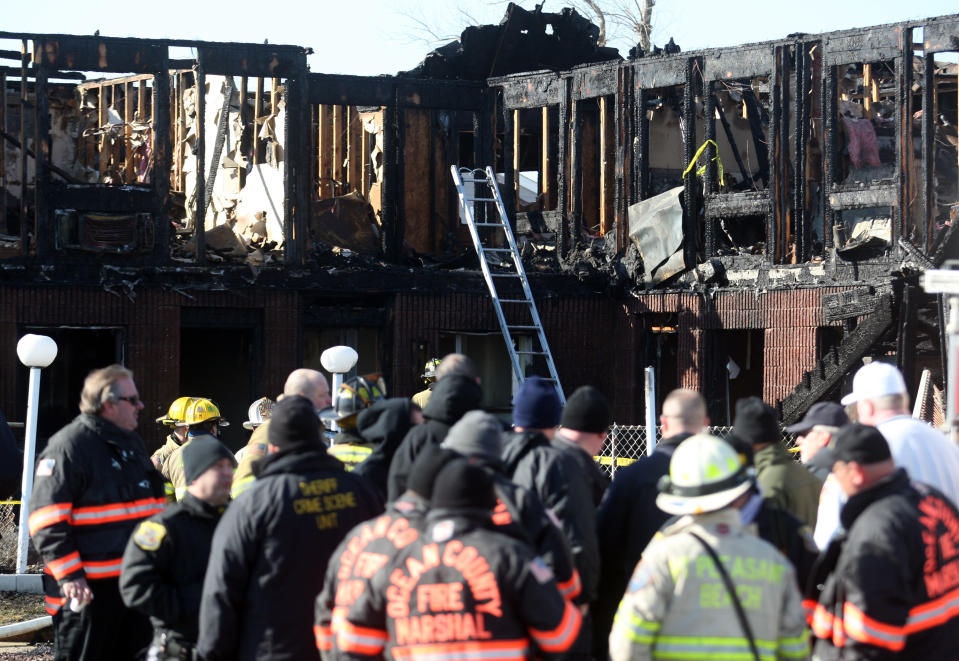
left=320, top=346, right=358, bottom=436
left=15, top=334, right=58, bottom=575
left=17, top=365, right=42, bottom=575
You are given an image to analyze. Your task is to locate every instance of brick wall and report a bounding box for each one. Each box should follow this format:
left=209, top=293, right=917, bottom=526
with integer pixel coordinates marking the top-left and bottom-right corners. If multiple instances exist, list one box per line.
left=0, top=286, right=298, bottom=449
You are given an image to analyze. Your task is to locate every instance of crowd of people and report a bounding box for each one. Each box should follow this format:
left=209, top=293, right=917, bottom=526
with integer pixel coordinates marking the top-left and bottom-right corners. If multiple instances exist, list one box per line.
left=24, top=353, right=959, bottom=660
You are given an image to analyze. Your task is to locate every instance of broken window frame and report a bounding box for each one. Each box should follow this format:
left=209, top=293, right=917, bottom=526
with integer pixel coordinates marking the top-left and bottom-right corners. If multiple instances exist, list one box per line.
left=307, top=74, right=488, bottom=260
left=918, top=18, right=959, bottom=261
left=701, top=44, right=780, bottom=262
left=820, top=25, right=904, bottom=263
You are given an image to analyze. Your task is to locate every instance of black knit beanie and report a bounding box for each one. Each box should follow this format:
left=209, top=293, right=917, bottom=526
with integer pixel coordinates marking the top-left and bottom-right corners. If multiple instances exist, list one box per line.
left=182, top=434, right=237, bottom=485
left=560, top=385, right=613, bottom=432
left=268, top=395, right=322, bottom=450
left=732, top=396, right=779, bottom=446
left=430, top=459, right=497, bottom=510
left=407, top=444, right=457, bottom=499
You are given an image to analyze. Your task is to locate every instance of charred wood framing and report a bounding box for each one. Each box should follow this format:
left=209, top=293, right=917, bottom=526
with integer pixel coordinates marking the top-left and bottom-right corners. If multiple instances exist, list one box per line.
left=896, top=27, right=912, bottom=245
left=682, top=57, right=700, bottom=269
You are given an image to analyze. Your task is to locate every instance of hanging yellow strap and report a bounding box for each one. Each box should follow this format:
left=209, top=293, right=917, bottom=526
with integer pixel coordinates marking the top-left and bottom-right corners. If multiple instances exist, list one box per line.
left=682, top=139, right=725, bottom=188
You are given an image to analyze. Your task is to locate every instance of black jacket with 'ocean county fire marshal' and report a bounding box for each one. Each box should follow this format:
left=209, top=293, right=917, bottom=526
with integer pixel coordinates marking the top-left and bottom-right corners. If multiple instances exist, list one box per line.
left=336, top=510, right=581, bottom=660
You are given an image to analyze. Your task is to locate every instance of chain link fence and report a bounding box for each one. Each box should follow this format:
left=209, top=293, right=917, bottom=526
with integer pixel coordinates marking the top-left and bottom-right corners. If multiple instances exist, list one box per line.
left=595, top=425, right=800, bottom=479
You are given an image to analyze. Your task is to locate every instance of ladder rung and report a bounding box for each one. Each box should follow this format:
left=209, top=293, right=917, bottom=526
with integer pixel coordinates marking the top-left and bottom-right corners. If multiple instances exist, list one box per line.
left=459, top=177, right=488, bottom=183
left=516, top=351, right=548, bottom=355
left=508, top=325, right=539, bottom=330
left=491, top=273, right=520, bottom=278
left=483, top=248, right=512, bottom=253
left=499, top=299, right=531, bottom=303
left=475, top=222, right=506, bottom=227
left=466, top=197, right=498, bottom=202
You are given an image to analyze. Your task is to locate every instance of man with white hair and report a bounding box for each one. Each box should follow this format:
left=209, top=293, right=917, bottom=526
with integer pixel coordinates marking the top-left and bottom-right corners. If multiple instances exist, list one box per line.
left=815, top=360, right=959, bottom=546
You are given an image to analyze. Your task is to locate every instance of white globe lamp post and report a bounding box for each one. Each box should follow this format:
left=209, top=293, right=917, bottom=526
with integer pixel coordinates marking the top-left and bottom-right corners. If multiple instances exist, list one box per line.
left=320, top=346, right=358, bottom=434
left=15, top=334, right=57, bottom=575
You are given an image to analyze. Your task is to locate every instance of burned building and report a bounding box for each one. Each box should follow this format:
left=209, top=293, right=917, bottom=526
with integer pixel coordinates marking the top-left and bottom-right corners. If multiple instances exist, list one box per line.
left=0, top=9, right=956, bottom=451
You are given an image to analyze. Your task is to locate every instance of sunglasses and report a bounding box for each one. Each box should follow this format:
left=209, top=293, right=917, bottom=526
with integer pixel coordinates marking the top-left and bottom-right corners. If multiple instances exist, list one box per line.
left=116, top=395, right=142, bottom=406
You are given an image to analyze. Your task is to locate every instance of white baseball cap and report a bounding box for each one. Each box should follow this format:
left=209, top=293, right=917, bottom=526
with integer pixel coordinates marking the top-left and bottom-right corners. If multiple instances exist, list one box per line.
left=841, top=361, right=907, bottom=406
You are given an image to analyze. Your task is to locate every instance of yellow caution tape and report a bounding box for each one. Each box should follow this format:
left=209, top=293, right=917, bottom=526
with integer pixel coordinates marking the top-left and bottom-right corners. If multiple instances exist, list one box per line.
left=0, top=500, right=22, bottom=505
left=594, top=456, right=638, bottom=467
left=682, top=139, right=725, bottom=188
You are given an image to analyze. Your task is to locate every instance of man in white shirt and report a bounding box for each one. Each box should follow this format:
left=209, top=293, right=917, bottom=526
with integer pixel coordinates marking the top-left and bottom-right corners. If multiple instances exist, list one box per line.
left=815, top=360, right=959, bottom=547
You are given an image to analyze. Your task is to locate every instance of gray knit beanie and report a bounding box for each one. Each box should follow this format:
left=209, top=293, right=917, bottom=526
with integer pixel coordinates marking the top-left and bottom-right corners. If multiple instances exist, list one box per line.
left=441, top=410, right=503, bottom=461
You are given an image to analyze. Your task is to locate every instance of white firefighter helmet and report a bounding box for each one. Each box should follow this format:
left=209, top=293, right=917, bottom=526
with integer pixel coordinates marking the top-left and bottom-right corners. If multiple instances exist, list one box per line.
left=655, top=433, right=754, bottom=515
left=242, top=396, right=275, bottom=430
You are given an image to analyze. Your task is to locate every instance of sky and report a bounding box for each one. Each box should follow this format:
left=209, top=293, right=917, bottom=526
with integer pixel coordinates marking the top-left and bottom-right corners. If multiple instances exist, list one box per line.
left=4, top=0, right=958, bottom=77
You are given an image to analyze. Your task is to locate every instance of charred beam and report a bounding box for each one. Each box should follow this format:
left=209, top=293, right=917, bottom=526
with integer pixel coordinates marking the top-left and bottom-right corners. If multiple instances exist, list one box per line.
left=921, top=53, right=935, bottom=252
left=823, top=287, right=879, bottom=321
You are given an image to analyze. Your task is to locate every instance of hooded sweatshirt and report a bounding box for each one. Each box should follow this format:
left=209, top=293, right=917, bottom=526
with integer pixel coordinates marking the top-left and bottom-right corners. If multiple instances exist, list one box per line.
left=352, top=398, right=417, bottom=502
left=385, top=374, right=482, bottom=501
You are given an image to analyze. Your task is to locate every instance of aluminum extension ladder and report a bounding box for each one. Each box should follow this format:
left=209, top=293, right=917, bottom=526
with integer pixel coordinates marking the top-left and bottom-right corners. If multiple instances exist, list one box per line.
left=450, top=165, right=565, bottom=405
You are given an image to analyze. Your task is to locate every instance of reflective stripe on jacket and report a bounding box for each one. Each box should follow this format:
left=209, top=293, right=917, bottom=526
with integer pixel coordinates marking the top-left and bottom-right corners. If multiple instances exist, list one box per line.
left=806, top=470, right=959, bottom=660
left=339, top=511, right=582, bottom=660
left=609, top=508, right=809, bottom=661
left=29, top=414, right=165, bottom=592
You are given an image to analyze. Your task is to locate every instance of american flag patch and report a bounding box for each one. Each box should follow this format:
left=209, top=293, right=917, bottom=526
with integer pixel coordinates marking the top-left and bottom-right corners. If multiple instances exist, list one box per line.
left=528, top=556, right=554, bottom=584
left=36, top=458, right=55, bottom=477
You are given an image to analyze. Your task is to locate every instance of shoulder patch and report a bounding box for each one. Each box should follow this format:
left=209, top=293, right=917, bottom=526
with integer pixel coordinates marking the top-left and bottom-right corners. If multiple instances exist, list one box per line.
left=35, top=458, right=55, bottom=477
left=133, top=520, right=167, bottom=551
left=627, top=563, right=653, bottom=593
left=528, top=556, right=554, bottom=584
left=432, top=519, right=455, bottom=543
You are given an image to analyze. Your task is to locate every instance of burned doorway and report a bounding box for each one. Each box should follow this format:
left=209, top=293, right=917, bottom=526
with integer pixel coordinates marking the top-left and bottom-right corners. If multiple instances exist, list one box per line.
left=717, top=329, right=764, bottom=425
left=180, top=309, right=260, bottom=451
left=644, top=322, right=678, bottom=416
left=18, top=326, right=125, bottom=454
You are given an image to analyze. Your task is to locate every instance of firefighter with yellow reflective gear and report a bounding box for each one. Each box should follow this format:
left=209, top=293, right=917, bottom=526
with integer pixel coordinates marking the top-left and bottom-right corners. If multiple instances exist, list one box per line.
left=230, top=397, right=274, bottom=500
left=163, top=398, right=229, bottom=501
left=323, top=374, right=385, bottom=469
left=152, top=397, right=196, bottom=502
left=609, top=433, right=810, bottom=661
left=411, top=357, right=440, bottom=409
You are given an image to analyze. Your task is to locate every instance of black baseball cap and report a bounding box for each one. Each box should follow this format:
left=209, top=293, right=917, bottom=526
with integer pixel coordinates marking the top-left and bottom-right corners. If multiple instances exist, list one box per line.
left=785, top=402, right=849, bottom=434
left=819, top=423, right=891, bottom=468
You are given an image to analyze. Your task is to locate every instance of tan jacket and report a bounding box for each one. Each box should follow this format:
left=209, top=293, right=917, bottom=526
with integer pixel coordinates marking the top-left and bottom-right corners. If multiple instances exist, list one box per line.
left=152, top=434, right=182, bottom=502
left=151, top=434, right=180, bottom=471
left=231, top=422, right=270, bottom=499
left=411, top=387, right=431, bottom=410
left=609, top=508, right=810, bottom=661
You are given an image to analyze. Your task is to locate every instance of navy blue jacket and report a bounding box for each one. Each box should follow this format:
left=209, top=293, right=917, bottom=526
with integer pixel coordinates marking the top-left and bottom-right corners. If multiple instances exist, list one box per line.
left=593, top=432, right=691, bottom=658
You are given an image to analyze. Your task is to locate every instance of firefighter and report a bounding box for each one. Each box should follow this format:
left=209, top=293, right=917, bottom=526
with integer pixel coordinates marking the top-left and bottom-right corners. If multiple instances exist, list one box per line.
left=119, top=434, right=236, bottom=660
left=151, top=396, right=196, bottom=501
left=411, top=357, right=440, bottom=409
left=234, top=396, right=274, bottom=463
left=28, top=364, right=166, bottom=661
left=336, top=459, right=582, bottom=660
left=197, top=395, right=382, bottom=661
left=323, top=374, right=386, bottom=470
left=806, top=424, right=959, bottom=658
left=315, top=443, right=456, bottom=657
left=164, top=398, right=230, bottom=501
left=608, top=433, right=809, bottom=661
left=151, top=396, right=196, bottom=469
